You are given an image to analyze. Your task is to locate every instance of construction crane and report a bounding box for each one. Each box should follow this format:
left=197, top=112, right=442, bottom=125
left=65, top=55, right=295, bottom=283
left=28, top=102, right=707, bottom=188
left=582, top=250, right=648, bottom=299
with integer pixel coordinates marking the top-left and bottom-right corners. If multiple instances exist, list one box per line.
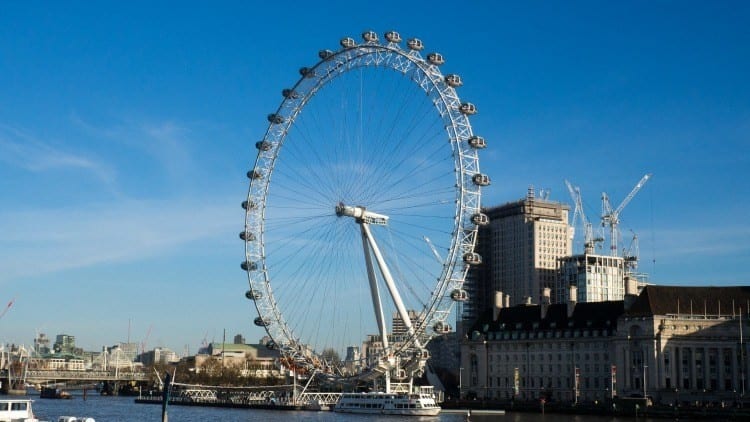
left=0, top=299, right=14, bottom=320
left=623, top=231, right=640, bottom=272
left=140, top=324, right=153, bottom=355
left=601, top=173, right=652, bottom=257
left=565, top=180, right=603, bottom=255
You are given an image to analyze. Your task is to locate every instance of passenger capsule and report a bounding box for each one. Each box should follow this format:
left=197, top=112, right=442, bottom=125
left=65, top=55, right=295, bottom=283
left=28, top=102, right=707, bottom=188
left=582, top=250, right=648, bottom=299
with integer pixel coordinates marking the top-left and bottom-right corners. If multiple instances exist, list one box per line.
left=445, top=74, right=463, bottom=88
left=340, top=37, right=357, bottom=49
left=407, top=38, right=424, bottom=51
left=299, top=67, right=315, bottom=78
left=241, top=260, right=258, bottom=271
left=472, top=173, right=491, bottom=186
left=241, top=200, right=257, bottom=210
left=282, top=89, right=299, bottom=99
left=318, top=49, right=335, bottom=60
left=247, top=170, right=263, bottom=180
left=256, top=141, right=272, bottom=151
left=239, top=231, right=256, bottom=241
left=450, top=289, right=469, bottom=301
left=427, top=52, right=445, bottom=66
left=362, top=30, right=378, bottom=43
left=472, top=212, right=490, bottom=226
left=245, top=290, right=262, bottom=300
left=267, top=114, right=284, bottom=124
left=433, top=321, right=452, bottom=333
left=265, top=340, right=277, bottom=349
left=468, top=135, right=487, bottom=149
left=459, top=103, right=477, bottom=115
left=384, top=31, right=402, bottom=43
left=254, top=316, right=269, bottom=327
left=463, top=252, right=482, bottom=265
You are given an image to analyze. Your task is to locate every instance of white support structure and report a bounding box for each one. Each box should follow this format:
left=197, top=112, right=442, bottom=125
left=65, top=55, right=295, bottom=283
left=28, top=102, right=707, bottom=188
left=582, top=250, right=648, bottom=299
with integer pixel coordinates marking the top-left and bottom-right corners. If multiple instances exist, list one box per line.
left=337, top=203, right=423, bottom=392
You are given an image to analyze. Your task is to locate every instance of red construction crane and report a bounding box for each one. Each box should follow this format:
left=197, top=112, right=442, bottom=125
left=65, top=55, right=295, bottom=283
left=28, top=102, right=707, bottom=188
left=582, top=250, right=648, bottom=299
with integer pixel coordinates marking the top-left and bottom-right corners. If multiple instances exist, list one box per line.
left=0, top=299, right=14, bottom=320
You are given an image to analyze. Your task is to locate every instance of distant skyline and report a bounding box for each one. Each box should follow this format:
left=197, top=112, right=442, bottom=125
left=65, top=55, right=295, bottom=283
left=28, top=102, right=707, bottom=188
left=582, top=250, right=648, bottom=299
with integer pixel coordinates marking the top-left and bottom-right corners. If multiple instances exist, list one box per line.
left=1, top=2, right=748, bottom=353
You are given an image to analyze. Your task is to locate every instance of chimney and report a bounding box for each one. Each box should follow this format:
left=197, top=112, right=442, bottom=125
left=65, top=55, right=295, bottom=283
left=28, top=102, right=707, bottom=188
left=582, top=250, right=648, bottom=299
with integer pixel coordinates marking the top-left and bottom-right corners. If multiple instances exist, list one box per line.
left=567, top=285, right=577, bottom=318
left=493, top=291, right=504, bottom=321
left=541, top=287, right=551, bottom=319
left=624, top=276, right=638, bottom=310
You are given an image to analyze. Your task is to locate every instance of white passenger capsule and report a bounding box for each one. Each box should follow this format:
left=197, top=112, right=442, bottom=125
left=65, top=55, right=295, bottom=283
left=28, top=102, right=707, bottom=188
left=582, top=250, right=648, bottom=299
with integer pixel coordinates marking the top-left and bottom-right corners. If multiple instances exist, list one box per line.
left=445, top=74, right=463, bottom=88
left=427, top=52, right=444, bottom=66
left=245, top=290, right=262, bottom=300
left=407, top=38, right=424, bottom=51
left=362, top=30, right=378, bottom=43
left=241, top=260, right=258, bottom=271
left=472, top=212, right=490, bottom=226
left=247, top=170, right=263, bottom=180
left=384, top=31, right=402, bottom=43
left=241, top=200, right=257, bottom=210
left=282, top=89, right=299, bottom=99
left=472, top=173, right=491, bottom=186
left=299, top=67, right=315, bottom=78
left=463, top=252, right=482, bottom=265
left=254, top=316, right=269, bottom=327
left=256, top=141, right=272, bottom=151
left=318, top=49, right=335, bottom=60
left=267, top=114, right=284, bottom=124
left=459, top=103, right=477, bottom=115
left=468, top=135, right=487, bottom=149
left=239, top=231, right=256, bottom=241
left=340, top=37, right=357, bottom=49
left=450, top=289, right=469, bottom=301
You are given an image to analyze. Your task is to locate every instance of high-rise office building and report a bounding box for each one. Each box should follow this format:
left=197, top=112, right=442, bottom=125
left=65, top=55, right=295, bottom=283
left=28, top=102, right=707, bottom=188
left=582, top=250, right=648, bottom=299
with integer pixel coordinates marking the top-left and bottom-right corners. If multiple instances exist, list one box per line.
left=464, top=188, right=571, bottom=322
left=558, top=253, right=626, bottom=303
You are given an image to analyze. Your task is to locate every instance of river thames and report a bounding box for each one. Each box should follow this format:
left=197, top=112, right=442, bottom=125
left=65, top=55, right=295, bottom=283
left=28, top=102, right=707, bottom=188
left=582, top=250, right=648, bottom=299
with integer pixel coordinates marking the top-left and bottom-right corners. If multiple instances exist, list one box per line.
left=26, top=394, right=674, bottom=422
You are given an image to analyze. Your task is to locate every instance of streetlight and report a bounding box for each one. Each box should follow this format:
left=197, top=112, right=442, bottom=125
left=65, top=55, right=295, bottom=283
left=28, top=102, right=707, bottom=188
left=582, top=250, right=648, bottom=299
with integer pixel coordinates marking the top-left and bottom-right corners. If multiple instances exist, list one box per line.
left=459, top=367, right=463, bottom=399
left=483, top=340, right=488, bottom=400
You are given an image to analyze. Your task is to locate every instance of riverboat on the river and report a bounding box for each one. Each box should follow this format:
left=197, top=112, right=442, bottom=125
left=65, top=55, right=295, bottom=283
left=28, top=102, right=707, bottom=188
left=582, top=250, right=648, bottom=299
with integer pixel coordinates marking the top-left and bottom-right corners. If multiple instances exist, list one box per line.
left=334, top=387, right=441, bottom=416
left=0, top=398, right=40, bottom=422
left=0, top=398, right=95, bottom=422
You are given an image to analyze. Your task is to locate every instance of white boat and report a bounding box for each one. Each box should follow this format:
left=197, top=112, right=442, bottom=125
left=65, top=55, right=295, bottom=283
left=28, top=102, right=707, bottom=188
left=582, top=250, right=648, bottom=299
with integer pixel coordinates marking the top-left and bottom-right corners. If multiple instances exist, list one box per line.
left=0, top=398, right=41, bottom=422
left=0, top=398, right=95, bottom=422
left=334, top=387, right=441, bottom=416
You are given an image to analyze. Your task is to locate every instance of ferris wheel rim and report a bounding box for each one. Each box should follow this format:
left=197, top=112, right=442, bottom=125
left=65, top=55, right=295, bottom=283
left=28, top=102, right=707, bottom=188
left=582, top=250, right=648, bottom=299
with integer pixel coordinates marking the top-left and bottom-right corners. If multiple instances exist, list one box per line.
left=242, top=31, right=485, bottom=380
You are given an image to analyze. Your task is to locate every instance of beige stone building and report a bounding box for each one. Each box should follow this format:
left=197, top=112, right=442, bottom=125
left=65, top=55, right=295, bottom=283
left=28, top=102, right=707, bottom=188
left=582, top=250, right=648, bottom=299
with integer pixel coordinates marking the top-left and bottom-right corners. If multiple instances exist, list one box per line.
left=465, top=188, right=571, bottom=322
left=461, top=285, right=750, bottom=406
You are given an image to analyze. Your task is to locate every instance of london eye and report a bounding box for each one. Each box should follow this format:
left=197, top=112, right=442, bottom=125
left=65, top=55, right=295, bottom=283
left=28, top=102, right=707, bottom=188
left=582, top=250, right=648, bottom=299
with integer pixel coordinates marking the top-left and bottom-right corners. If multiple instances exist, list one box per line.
left=241, top=30, right=488, bottom=391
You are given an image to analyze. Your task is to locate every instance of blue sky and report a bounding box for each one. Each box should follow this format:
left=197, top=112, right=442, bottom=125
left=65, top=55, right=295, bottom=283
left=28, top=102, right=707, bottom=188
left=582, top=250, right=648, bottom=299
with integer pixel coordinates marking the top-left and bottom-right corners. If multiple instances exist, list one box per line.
left=0, top=2, right=748, bottom=353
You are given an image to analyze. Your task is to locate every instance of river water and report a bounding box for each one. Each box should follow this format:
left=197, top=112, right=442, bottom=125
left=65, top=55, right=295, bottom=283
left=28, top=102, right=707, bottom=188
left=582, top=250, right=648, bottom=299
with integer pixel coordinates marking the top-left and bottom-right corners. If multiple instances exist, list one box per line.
left=29, top=394, right=663, bottom=422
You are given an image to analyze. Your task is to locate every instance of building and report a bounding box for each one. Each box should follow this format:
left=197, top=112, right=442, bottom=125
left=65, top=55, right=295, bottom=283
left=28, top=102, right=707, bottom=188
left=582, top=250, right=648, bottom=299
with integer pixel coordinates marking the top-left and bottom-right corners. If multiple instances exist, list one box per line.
left=392, top=310, right=423, bottom=341
left=461, top=285, right=750, bottom=406
left=344, top=346, right=361, bottom=375
left=140, top=347, right=180, bottom=366
left=54, top=334, right=76, bottom=354
left=465, top=188, right=571, bottom=322
left=618, top=285, right=750, bottom=405
left=33, top=333, right=51, bottom=356
left=461, top=287, right=621, bottom=402
left=558, top=253, right=626, bottom=303
left=195, top=342, right=282, bottom=378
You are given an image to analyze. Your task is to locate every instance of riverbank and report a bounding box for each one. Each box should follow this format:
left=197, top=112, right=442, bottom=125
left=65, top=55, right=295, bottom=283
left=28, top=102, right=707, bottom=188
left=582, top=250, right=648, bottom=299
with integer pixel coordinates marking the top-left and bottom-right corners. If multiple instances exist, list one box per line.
left=442, top=399, right=750, bottom=420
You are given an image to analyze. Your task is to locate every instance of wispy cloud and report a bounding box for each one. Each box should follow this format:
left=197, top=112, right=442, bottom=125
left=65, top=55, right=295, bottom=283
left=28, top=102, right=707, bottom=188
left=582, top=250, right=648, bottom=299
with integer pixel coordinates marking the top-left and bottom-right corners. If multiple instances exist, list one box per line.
left=70, top=114, right=195, bottom=181
left=0, top=196, right=238, bottom=283
left=0, top=124, right=114, bottom=182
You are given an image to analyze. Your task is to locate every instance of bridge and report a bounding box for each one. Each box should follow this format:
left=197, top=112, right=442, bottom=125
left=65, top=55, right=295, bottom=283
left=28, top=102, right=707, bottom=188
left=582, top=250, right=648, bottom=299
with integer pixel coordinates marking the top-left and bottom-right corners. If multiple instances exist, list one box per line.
left=24, top=369, right=148, bottom=383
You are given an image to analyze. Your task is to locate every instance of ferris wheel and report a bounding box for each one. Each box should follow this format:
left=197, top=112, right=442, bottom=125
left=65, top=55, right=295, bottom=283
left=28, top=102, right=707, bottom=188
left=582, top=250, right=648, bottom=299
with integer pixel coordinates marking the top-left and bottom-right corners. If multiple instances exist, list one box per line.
left=241, top=30, right=489, bottom=389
